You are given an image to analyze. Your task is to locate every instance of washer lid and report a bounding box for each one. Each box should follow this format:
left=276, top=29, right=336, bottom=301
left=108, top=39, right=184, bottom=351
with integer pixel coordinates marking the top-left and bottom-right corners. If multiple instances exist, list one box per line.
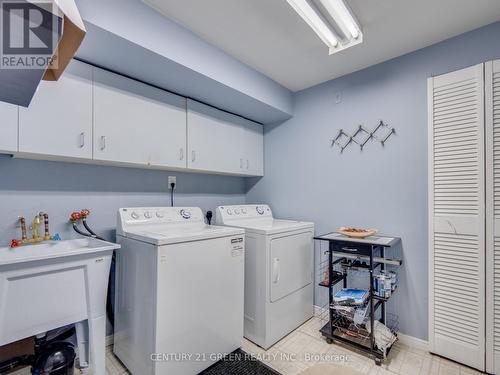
left=223, top=218, right=314, bottom=235
left=120, top=224, right=244, bottom=245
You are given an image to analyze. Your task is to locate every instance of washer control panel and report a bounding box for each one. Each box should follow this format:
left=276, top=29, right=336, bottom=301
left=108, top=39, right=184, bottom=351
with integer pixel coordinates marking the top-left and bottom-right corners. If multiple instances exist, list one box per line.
left=118, top=207, right=204, bottom=233
left=216, top=204, right=272, bottom=224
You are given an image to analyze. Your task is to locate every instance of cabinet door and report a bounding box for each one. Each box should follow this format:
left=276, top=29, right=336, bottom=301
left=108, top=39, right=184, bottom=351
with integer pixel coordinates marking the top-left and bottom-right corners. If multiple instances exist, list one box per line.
left=242, top=120, right=264, bottom=176
left=0, top=102, right=18, bottom=152
left=93, top=69, right=187, bottom=168
left=428, top=64, right=485, bottom=371
left=486, top=59, right=500, bottom=375
left=187, top=99, right=242, bottom=174
left=19, top=60, right=93, bottom=158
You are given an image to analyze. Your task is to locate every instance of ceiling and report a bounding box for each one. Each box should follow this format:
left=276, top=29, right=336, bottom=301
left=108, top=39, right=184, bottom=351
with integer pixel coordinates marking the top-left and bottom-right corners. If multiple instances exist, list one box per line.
left=143, top=0, right=500, bottom=92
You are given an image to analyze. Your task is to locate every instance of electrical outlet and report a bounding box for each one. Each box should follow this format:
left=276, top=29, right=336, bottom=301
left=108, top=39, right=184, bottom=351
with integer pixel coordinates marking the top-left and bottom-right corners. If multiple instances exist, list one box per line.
left=168, top=176, right=176, bottom=189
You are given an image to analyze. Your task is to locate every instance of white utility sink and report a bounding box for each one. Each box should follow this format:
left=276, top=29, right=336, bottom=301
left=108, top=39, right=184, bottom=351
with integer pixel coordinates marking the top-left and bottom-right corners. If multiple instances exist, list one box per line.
left=0, top=238, right=120, bottom=375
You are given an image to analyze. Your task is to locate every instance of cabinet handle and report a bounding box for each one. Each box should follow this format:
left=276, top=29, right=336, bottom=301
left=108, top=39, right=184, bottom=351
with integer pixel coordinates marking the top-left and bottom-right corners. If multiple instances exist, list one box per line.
left=341, top=247, right=358, bottom=253
left=246, top=159, right=249, bottom=169
left=191, top=150, right=196, bottom=162
left=179, top=148, right=184, bottom=160
left=240, top=158, right=243, bottom=168
left=79, top=132, right=85, bottom=148
left=100, top=136, right=106, bottom=150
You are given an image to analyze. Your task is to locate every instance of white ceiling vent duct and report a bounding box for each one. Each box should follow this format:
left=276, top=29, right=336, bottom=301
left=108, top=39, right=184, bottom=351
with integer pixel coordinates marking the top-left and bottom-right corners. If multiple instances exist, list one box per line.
left=286, top=0, right=362, bottom=55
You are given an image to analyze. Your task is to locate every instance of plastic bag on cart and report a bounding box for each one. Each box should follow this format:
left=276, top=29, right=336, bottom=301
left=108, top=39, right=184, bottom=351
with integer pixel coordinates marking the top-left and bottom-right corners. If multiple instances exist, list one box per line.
left=353, top=304, right=369, bottom=325
left=366, top=320, right=397, bottom=355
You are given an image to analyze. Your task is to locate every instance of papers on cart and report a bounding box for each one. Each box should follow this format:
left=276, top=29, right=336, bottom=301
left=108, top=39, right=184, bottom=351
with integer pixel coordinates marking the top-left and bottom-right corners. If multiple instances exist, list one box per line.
left=333, top=288, right=369, bottom=305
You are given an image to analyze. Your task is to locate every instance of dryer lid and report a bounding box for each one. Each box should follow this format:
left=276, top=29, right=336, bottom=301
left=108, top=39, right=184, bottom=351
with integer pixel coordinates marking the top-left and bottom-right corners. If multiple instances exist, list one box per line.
left=221, top=218, right=314, bottom=235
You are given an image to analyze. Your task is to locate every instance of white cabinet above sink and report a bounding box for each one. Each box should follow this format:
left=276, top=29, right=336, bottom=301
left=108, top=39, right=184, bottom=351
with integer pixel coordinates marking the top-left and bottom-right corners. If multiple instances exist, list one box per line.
left=93, top=69, right=187, bottom=169
left=6, top=60, right=265, bottom=177
left=0, top=102, right=18, bottom=153
left=18, top=60, right=93, bottom=159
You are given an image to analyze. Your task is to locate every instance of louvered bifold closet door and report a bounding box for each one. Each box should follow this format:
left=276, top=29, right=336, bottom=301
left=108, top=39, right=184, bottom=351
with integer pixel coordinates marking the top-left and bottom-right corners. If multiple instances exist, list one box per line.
left=428, top=64, right=485, bottom=371
left=487, top=59, right=500, bottom=375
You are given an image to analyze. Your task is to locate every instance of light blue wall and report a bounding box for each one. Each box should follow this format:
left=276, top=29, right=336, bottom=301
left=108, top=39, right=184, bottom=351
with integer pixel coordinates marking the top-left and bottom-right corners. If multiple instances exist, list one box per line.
left=246, top=21, right=500, bottom=341
left=0, top=156, right=245, bottom=243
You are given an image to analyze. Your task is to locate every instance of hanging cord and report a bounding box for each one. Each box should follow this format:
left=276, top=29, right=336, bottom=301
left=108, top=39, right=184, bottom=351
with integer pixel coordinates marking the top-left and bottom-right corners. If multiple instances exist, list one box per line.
left=80, top=209, right=106, bottom=241
left=206, top=210, right=213, bottom=225
left=170, top=182, right=175, bottom=206
left=79, top=209, right=116, bottom=327
left=70, top=212, right=91, bottom=237
left=69, top=210, right=115, bottom=327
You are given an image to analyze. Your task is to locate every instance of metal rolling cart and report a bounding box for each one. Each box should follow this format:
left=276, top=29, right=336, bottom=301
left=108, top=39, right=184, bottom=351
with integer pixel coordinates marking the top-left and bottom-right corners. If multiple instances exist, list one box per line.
left=314, top=232, right=402, bottom=365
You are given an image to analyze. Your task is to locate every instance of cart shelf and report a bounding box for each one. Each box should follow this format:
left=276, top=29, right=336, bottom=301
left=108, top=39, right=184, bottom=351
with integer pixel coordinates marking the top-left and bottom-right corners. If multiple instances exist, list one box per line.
left=319, top=323, right=395, bottom=359
left=372, top=285, right=398, bottom=302
left=318, top=271, right=346, bottom=288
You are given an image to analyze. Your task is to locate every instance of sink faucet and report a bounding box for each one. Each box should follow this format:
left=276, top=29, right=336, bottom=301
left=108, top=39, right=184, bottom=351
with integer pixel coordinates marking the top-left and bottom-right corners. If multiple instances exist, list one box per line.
left=32, top=215, right=41, bottom=241
left=11, top=213, right=52, bottom=248
left=39, top=212, right=51, bottom=240
left=19, top=217, right=28, bottom=243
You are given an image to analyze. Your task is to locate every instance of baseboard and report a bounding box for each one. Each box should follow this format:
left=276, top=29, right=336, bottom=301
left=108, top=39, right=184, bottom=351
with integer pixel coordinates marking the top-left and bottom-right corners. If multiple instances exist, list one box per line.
left=106, top=334, right=114, bottom=348
left=313, top=305, right=327, bottom=317
left=313, top=305, right=429, bottom=352
left=396, top=332, right=429, bottom=352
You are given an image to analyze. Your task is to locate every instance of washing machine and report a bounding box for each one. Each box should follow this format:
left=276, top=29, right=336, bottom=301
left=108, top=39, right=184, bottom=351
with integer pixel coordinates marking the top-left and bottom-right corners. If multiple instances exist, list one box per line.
left=114, top=207, right=245, bottom=375
left=216, top=204, right=314, bottom=349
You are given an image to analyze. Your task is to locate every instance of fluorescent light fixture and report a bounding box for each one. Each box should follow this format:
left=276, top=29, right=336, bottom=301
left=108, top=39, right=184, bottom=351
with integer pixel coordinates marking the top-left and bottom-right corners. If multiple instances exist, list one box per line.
left=319, top=0, right=361, bottom=40
left=286, top=0, right=362, bottom=55
left=286, top=0, right=338, bottom=49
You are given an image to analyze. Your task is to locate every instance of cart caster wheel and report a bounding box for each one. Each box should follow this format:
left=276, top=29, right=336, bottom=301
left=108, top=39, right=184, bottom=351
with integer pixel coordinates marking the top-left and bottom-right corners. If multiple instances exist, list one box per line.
left=374, top=358, right=382, bottom=366
left=325, top=338, right=333, bottom=344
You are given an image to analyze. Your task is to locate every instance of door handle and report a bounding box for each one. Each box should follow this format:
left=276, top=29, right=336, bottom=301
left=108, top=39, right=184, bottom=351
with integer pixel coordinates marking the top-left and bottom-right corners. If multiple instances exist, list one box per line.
left=100, top=136, right=106, bottom=150
left=272, top=257, right=280, bottom=284
left=191, top=150, right=196, bottom=162
left=341, top=247, right=358, bottom=252
left=79, top=132, right=85, bottom=148
left=179, top=148, right=184, bottom=160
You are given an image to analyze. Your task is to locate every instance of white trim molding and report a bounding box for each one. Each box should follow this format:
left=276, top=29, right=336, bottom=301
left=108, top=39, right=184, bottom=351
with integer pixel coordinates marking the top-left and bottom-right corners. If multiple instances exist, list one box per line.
left=397, top=332, right=429, bottom=352
left=106, top=334, right=114, bottom=348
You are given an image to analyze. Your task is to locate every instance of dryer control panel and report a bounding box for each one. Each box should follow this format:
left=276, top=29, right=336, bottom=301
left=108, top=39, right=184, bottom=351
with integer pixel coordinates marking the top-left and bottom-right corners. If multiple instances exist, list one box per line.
left=215, top=204, right=272, bottom=224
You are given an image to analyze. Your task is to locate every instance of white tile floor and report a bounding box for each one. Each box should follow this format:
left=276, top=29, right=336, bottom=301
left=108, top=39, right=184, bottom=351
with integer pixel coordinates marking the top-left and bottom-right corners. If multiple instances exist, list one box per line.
left=104, top=317, right=486, bottom=375
left=10, top=317, right=484, bottom=375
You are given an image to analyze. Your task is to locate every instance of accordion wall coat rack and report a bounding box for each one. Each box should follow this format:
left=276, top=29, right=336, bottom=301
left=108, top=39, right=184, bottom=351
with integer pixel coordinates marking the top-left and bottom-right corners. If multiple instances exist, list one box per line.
left=331, top=121, right=396, bottom=152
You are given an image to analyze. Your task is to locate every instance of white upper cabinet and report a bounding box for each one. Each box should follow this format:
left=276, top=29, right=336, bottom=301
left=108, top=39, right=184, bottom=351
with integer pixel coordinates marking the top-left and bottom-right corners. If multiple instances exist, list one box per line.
left=0, top=102, right=18, bottom=153
left=18, top=60, right=93, bottom=158
left=241, top=120, right=264, bottom=176
left=187, top=99, right=243, bottom=174
left=187, top=99, right=263, bottom=176
left=93, top=68, right=187, bottom=169
left=12, top=60, right=263, bottom=176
